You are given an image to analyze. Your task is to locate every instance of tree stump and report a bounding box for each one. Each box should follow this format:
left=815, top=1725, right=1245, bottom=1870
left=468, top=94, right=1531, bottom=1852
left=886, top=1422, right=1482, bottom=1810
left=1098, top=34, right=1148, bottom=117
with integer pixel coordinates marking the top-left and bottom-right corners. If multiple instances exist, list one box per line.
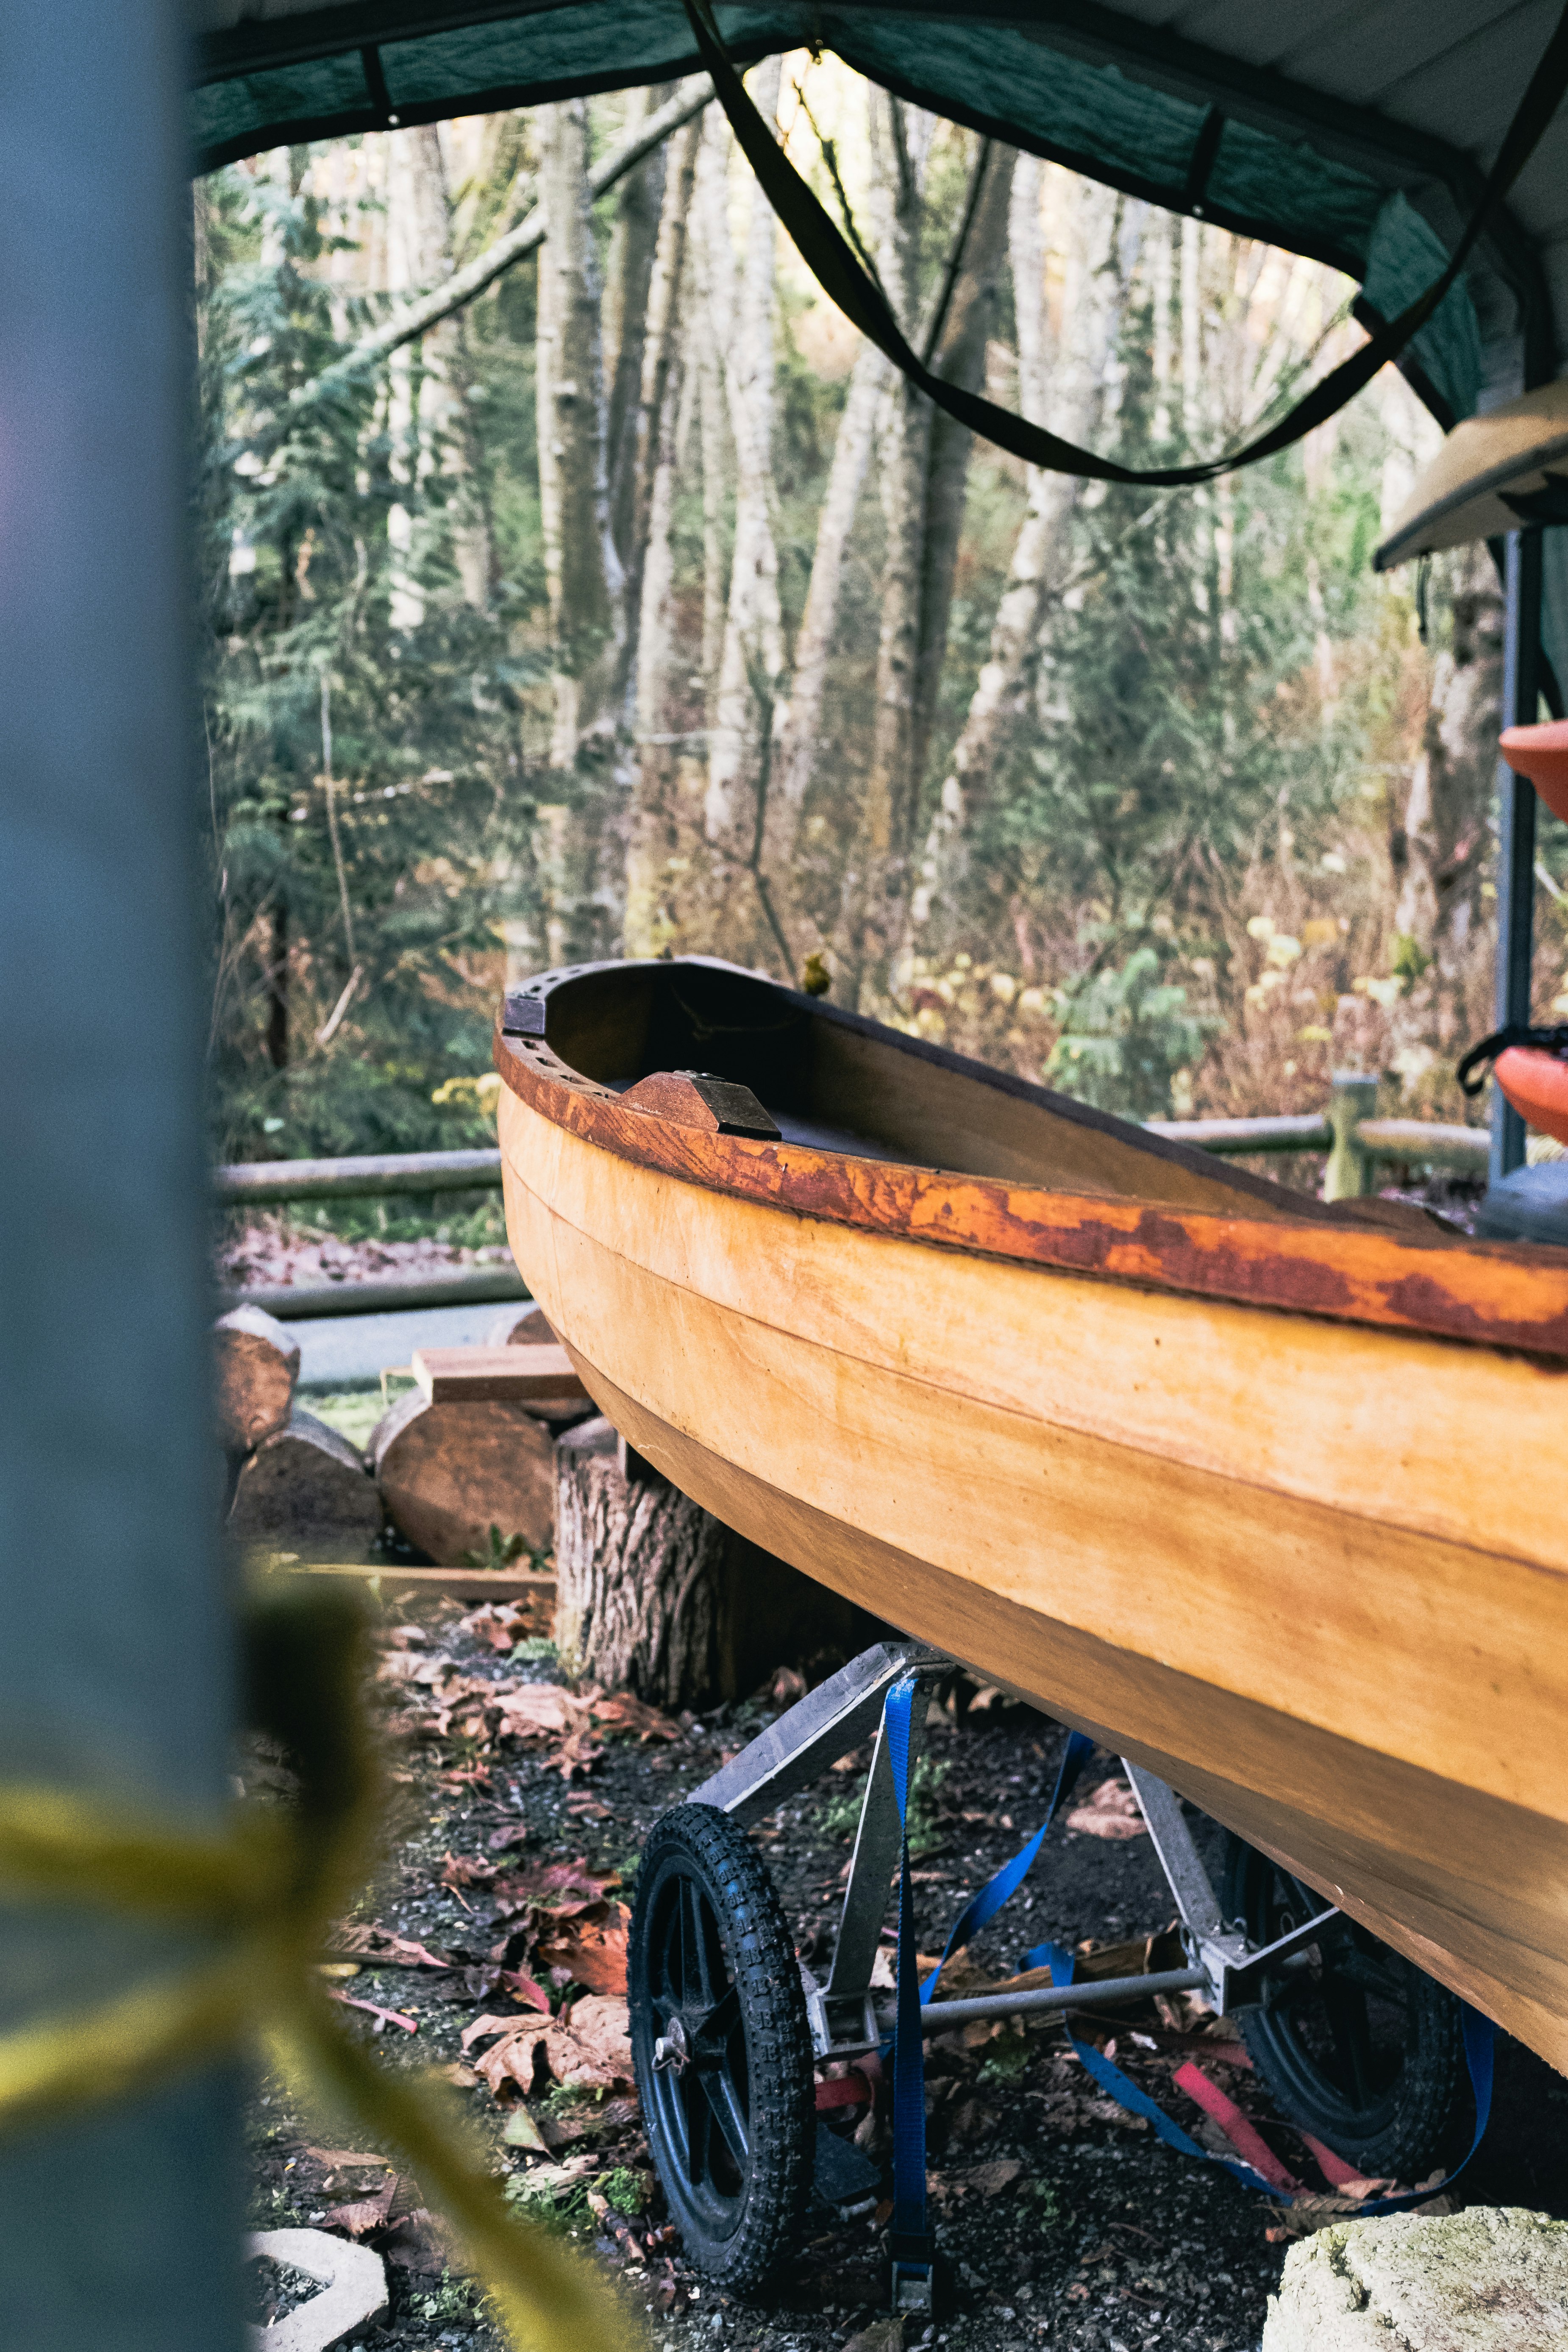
left=213, top=1304, right=299, bottom=1454
left=554, top=1419, right=887, bottom=1712
left=228, top=1406, right=383, bottom=1556
left=370, top=1391, right=554, bottom=1565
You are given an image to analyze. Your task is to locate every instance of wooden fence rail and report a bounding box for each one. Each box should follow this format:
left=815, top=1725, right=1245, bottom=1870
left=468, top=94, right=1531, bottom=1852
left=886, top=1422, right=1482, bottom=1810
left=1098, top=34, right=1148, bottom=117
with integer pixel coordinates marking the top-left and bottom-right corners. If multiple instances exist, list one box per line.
left=218, top=1074, right=1492, bottom=1316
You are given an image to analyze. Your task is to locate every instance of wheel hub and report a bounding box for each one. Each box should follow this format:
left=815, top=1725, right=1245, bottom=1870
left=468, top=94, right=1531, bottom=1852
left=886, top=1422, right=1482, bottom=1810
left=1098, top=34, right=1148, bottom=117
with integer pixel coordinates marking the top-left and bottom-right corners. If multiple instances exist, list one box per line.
left=652, top=2012, right=691, bottom=2074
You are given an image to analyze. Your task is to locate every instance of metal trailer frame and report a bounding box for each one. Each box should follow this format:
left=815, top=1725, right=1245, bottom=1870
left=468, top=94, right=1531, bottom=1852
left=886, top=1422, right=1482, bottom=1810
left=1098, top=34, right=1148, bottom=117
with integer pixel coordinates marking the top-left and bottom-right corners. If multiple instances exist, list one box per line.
left=667, top=1641, right=1338, bottom=2308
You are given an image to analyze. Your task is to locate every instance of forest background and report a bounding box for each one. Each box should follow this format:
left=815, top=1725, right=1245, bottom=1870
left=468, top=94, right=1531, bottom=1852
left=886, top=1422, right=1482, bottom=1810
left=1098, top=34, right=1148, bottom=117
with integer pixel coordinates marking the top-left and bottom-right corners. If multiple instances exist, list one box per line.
left=196, top=54, right=1568, bottom=1196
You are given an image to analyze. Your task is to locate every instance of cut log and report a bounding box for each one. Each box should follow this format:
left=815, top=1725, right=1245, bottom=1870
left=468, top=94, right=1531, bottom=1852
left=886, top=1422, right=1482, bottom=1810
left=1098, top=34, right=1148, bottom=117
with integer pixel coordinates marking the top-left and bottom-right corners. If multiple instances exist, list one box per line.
left=213, top=1303, right=300, bottom=1454
left=554, top=1418, right=888, bottom=1711
left=410, top=1342, right=589, bottom=1412
left=488, top=1304, right=557, bottom=1345
left=370, top=1390, right=554, bottom=1566
left=228, top=1406, right=383, bottom=1557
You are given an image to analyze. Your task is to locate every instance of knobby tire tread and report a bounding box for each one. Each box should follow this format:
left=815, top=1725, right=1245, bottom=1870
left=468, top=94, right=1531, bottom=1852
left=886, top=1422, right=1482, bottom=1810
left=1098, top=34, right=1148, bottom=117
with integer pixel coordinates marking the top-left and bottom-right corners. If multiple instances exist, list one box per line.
left=631, top=1804, right=814, bottom=2291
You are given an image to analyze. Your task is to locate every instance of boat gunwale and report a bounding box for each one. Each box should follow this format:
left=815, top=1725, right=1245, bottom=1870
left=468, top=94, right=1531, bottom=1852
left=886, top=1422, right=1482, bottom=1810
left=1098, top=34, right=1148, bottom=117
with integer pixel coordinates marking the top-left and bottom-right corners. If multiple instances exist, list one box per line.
left=492, top=958, right=1568, bottom=1362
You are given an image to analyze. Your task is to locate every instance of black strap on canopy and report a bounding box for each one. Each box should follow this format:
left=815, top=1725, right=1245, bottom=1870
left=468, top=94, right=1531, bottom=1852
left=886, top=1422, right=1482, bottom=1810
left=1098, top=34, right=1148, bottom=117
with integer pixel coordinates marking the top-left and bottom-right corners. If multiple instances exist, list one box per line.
left=682, top=0, right=1568, bottom=489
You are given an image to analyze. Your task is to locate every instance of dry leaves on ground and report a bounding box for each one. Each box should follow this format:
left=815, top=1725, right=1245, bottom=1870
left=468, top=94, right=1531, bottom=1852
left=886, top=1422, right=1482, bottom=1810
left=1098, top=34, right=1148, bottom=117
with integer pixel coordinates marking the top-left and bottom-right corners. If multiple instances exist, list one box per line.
left=1064, top=1778, right=1148, bottom=1839
left=462, top=1991, right=635, bottom=2096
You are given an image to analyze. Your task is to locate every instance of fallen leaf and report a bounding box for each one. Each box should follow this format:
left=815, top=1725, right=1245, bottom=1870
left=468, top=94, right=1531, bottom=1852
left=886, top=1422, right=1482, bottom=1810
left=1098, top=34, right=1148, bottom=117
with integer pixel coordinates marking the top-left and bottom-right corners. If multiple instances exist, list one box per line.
left=434, top=2062, right=480, bottom=2090
left=440, top=1851, right=497, bottom=1889
left=304, top=2147, right=392, bottom=2169
left=495, top=1685, right=584, bottom=1740
left=487, top=1823, right=534, bottom=1854
left=324, top=2173, right=398, bottom=2237
left=327, top=1923, right=456, bottom=1972
left=502, top=2105, right=552, bottom=2152
left=535, top=1903, right=630, bottom=1996
left=562, top=1993, right=634, bottom=2081
left=1064, top=1779, right=1148, bottom=1839
left=965, top=2158, right=1023, bottom=2194
left=588, top=1690, right=680, bottom=1743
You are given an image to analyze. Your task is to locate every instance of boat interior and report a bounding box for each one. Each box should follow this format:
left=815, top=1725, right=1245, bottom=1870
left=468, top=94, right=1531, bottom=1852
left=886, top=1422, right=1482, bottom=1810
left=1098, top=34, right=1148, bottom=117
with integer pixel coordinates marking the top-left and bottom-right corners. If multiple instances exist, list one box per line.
left=524, top=957, right=1353, bottom=1226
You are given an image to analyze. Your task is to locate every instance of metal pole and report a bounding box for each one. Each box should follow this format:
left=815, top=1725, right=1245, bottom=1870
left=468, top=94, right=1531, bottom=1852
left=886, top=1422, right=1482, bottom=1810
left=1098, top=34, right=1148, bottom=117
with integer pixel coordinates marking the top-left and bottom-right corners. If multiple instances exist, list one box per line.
left=1492, top=530, right=1543, bottom=1184
left=0, top=7, right=239, bottom=2348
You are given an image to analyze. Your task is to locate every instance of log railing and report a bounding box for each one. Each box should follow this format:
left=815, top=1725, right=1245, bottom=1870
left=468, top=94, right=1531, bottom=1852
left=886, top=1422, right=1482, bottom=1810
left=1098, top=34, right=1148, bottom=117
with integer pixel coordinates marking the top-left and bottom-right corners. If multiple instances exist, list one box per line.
left=217, top=1074, right=1490, bottom=1317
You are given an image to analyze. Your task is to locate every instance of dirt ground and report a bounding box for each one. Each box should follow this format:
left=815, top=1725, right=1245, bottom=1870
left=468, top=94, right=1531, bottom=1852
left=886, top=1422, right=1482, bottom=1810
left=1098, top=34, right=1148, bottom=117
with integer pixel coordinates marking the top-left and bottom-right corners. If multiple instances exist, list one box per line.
left=244, top=1595, right=1568, bottom=2352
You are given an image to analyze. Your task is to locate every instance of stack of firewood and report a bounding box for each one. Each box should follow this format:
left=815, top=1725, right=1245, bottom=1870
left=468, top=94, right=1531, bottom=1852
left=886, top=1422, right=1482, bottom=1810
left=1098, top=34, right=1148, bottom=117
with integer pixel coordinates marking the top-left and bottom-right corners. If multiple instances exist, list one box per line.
left=217, top=1302, right=584, bottom=1565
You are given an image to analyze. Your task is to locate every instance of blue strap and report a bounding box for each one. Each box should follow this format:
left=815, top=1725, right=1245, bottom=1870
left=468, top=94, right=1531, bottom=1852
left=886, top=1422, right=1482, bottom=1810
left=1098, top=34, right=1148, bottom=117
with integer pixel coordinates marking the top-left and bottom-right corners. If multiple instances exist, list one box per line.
left=883, top=1676, right=928, bottom=2248
left=1020, top=1939, right=1287, bottom=2196
left=918, top=1729, right=1096, bottom=2006
left=1017, top=1943, right=1495, bottom=2213
left=885, top=1699, right=1493, bottom=2223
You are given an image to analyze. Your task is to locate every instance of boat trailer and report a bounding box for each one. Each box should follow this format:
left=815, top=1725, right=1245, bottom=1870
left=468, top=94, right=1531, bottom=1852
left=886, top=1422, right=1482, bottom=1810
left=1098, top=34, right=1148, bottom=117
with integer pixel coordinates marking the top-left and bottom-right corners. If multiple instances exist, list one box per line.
left=625, top=1640, right=1445, bottom=2308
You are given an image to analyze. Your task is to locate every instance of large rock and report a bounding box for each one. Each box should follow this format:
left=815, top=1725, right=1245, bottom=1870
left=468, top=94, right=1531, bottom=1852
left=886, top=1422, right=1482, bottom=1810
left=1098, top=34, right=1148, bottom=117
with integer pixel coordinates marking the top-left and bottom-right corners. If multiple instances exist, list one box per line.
left=1263, top=2207, right=1568, bottom=2349
left=369, top=1390, right=554, bottom=1565
left=228, top=1407, right=383, bottom=1557
left=214, top=1304, right=299, bottom=1454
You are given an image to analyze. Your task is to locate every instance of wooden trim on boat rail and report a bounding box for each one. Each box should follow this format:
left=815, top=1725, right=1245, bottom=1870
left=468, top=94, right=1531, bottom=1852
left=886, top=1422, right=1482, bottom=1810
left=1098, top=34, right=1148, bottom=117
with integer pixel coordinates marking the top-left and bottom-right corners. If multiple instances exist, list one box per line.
left=493, top=971, right=1568, bottom=1362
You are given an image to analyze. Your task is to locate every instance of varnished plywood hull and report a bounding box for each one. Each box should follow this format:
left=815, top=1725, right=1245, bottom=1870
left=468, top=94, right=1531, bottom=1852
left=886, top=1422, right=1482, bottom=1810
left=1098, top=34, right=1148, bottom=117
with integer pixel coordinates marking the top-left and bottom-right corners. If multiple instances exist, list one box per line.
left=498, top=1085, right=1568, bottom=2071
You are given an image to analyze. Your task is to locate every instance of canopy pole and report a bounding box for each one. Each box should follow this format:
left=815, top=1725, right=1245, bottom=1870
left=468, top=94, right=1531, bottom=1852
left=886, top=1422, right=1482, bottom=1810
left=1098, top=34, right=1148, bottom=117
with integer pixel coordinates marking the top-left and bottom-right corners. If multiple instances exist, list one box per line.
left=1492, top=530, right=1545, bottom=1183
left=0, top=4, right=239, bottom=2346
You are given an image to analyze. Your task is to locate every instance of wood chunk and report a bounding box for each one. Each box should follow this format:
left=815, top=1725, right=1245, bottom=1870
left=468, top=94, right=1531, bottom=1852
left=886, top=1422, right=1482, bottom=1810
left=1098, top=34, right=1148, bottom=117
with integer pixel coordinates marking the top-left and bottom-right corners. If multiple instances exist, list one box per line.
left=213, top=1303, right=300, bottom=1454
left=370, top=1390, right=554, bottom=1565
left=487, top=1303, right=556, bottom=1345
left=554, top=1417, right=888, bottom=1710
left=617, top=1069, right=781, bottom=1139
left=228, top=1406, right=383, bottom=1555
left=410, top=1342, right=588, bottom=1411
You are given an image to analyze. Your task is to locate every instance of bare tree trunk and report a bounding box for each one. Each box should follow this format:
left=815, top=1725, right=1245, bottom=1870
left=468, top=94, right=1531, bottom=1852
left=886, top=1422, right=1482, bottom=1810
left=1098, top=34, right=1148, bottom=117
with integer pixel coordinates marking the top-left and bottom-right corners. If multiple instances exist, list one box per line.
left=603, top=88, right=668, bottom=578
left=837, top=97, right=933, bottom=1009
left=625, top=267, right=689, bottom=956
left=909, top=174, right=1118, bottom=942
left=1390, top=546, right=1506, bottom=1074
left=910, top=142, right=1018, bottom=809
left=537, top=98, right=623, bottom=772
left=619, top=114, right=700, bottom=712
left=767, top=336, right=887, bottom=903
left=704, top=57, right=785, bottom=873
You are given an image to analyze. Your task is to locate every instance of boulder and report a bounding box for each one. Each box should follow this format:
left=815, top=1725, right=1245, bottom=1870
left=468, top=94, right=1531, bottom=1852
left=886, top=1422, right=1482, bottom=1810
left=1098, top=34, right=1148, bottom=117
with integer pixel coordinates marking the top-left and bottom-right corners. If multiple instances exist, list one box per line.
left=228, top=1407, right=383, bottom=1557
left=214, top=1304, right=299, bottom=1454
left=369, top=1390, right=554, bottom=1565
left=1263, top=2206, right=1568, bottom=2349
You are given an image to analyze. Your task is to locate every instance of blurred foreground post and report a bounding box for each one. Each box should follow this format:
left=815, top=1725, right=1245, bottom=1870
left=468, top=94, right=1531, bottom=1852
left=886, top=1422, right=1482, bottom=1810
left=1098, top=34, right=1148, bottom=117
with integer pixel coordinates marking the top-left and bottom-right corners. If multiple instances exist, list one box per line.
left=0, top=6, right=238, bottom=2347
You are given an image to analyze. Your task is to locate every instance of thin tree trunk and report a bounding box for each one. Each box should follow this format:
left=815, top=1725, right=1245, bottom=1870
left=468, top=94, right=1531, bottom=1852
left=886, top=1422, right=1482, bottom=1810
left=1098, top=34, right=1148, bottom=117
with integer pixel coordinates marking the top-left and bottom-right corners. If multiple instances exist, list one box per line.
left=625, top=270, right=689, bottom=956
left=537, top=97, right=623, bottom=772
left=909, top=174, right=1118, bottom=942
left=764, top=335, right=887, bottom=906
left=909, top=142, right=1018, bottom=811
left=704, top=56, right=785, bottom=867
left=1391, top=545, right=1507, bottom=1067
left=837, top=95, right=933, bottom=1010
left=695, top=112, right=732, bottom=723
left=619, top=114, right=700, bottom=712
left=603, top=88, right=668, bottom=577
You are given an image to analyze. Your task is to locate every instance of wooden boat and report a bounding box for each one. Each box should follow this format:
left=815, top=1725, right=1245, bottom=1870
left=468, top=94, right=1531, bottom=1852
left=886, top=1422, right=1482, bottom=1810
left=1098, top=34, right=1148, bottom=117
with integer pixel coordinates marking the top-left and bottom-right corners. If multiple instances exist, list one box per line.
left=495, top=956, right=1568, bottom=2072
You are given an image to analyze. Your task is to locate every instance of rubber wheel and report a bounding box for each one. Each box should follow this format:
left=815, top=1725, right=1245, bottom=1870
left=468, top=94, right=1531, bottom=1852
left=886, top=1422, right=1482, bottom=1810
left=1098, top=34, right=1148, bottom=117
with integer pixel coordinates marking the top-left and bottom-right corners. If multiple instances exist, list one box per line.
left=1220, top=1831, right=1467, bottom=2181
left=629, top=1805, right=814, bottom=2290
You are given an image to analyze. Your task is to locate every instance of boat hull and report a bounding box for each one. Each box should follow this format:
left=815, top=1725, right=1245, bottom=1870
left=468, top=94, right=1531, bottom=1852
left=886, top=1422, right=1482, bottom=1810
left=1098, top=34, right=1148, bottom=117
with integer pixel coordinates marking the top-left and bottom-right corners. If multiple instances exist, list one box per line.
left=499, top=1081, right=1568, bottom=2074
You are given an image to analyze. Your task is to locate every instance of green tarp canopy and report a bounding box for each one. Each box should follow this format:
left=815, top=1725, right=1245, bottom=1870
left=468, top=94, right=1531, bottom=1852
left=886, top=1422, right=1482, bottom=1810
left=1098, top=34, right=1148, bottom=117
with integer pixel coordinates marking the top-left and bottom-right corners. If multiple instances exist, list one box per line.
left=192, top=0, right=1568, bottom=669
